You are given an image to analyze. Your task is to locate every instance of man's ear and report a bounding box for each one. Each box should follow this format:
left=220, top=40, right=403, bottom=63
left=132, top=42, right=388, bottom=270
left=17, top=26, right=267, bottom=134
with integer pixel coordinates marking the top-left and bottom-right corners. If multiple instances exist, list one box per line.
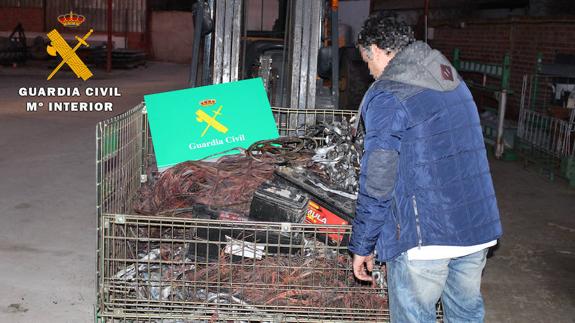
left=360, top=45, right=373, bottom=61
left=369, top=44, right=385, bottom=59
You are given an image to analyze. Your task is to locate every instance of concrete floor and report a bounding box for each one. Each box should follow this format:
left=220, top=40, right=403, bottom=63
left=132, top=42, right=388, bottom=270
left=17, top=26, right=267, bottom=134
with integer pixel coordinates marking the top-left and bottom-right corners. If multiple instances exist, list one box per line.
left=0, top=62, right=573, bottom=323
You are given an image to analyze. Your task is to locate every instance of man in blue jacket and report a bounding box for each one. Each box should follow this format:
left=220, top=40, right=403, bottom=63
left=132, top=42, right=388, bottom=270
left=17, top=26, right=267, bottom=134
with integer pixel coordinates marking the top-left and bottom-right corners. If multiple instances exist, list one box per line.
left=349, top=15, right=502, bottom=323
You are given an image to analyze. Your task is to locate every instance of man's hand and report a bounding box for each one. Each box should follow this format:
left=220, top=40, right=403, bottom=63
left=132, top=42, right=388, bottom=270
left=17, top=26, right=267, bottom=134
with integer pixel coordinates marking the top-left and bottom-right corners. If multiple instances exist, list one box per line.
left=352, top=253, right=374, bottom=282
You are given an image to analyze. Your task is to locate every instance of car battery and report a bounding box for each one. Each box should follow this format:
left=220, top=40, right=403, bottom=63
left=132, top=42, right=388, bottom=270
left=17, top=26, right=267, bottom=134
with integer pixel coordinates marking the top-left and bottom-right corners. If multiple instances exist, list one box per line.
left=249, top=174, right=309, bottom=223
left=187, top=179, right=307, bottom=262
left=304, top=200, right=351, bottom=245
left=186, top=203, right=301, bottom=262
left=274, top=167, right=356, bottom=245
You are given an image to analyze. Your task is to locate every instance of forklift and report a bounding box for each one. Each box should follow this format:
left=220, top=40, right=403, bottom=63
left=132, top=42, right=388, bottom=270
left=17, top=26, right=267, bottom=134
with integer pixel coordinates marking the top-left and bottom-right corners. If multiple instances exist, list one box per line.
left=187, top=0, right=372, bottom=110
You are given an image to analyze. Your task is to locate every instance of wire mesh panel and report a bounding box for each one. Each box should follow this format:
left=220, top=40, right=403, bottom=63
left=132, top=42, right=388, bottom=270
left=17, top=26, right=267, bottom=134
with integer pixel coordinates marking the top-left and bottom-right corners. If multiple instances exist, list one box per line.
left=99, top=215, right=391, bottom=322
left=518, top=74, right=575, bottom=158
left=96, top=102, right=151, bottom=314
left=517, top=74, right=575, bottom=177
left=272, top=107, right=356, bottom=137
left=518, top=108, right=575, bottom=158
left=96, top=103, right=150, bottom=216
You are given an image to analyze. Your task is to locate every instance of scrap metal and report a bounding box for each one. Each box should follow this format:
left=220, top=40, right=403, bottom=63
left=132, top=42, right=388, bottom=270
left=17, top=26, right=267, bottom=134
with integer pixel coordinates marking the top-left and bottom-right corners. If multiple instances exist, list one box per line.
left=111, top=239, right=388, bottom=316
left=246, top=137, right=317, bottom=164
left=134, top=121, right=363, bottom=218
left=306, top=118, right=363, bottom=194
left=134, top=138, right=317, bottom=217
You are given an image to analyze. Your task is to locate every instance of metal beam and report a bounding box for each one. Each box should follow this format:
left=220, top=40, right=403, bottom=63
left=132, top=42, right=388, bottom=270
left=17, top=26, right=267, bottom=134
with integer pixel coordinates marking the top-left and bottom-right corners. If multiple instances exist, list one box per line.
left=330, top=0, right=339, bottom=109
left=212, top=0, right=242, bottom=84
left=213, top=0, right=225, bottom=83
left=289, top=0, right=321, bottom=110
left=230, top=0, right=242, bottom=81
left=307, top=0, right=321, bottom=109
left=289, top=0, right=303, bottom=109
left=297, top=0, right=311, bottom=110
left=222, top=0, right=233, bottom=83
left=189, top=1, right=204, bottom=87
left=107, top=0, right=113, bottom=73
left=203, top=0, right=215, bottom=86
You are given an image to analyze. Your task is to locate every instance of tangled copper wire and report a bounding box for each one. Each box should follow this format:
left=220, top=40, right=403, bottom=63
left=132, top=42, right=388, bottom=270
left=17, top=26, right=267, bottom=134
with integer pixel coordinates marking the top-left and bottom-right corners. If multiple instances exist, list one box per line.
left=133, top=138, right=317, bottom=217
left=187, top=253, right=388, bottom=310
left=134, top=154, right=273, bottom=216
left=245, top=137, right=317, bottom=164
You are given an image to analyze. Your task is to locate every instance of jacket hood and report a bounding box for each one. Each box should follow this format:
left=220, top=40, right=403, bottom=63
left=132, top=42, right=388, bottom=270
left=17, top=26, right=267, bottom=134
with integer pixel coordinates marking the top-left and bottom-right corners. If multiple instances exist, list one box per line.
left=380, top=41, right=460, bottom=92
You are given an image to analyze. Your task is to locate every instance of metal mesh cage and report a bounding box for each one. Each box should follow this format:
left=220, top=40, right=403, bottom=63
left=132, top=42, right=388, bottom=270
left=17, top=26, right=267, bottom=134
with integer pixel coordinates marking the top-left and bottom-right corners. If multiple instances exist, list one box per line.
left=96, top=103, right=151, bottom=216
left=99, top=215, right=391, bottom=322
left=518, top=74, right=575, bottom=159
left=96, top=105, right=444, bottom=322
left=517, top=74, right=575, bottom=180
left=272, top=107, right=356, bottom=138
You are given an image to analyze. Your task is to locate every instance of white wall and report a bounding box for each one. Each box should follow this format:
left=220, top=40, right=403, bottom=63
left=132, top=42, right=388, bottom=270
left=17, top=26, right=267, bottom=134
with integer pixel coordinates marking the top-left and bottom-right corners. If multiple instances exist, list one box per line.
left=338, top=0, right=371, bottom=43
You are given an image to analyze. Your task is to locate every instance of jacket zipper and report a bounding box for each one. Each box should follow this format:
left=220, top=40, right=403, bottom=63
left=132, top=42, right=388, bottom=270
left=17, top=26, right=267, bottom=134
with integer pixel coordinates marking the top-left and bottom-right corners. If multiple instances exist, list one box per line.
left=392, top=195, right=401, bottom=240
left=412, top=195, right=422, bottom=248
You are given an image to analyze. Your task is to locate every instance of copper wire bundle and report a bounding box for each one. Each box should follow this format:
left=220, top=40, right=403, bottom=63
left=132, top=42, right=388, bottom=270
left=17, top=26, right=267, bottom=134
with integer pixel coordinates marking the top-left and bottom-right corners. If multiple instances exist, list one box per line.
left=114, top=244, right=388, bottom=311
left=187, top=254, right=388, bottom=310
left=133, top=140, right=317, bottom=217
left=134, top=154, right=277, bottom=216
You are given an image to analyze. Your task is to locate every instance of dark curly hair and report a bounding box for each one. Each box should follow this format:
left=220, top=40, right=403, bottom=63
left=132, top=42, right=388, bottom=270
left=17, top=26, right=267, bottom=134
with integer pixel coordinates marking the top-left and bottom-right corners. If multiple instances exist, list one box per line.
left=357, top=14, right=415, bottom=54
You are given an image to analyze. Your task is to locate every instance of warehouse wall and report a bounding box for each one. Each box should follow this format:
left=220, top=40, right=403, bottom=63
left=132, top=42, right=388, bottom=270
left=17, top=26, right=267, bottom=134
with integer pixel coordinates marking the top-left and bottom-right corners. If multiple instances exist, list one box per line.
left=0, top=7, right=44, bottom=32
left=0, top=1, right=147, bottom=50
left=150, top=11, right=194, bottom=63
left=44, top=0, right=146, bottom=33
left=339, top=0, right=371, bottom=41
left=431, top=16, right=575, bottom=119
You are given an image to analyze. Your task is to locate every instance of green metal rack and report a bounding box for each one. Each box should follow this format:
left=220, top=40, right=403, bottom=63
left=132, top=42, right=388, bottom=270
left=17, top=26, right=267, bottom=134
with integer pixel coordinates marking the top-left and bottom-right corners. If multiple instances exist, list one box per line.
left=453, top=48, right=515, bottom=160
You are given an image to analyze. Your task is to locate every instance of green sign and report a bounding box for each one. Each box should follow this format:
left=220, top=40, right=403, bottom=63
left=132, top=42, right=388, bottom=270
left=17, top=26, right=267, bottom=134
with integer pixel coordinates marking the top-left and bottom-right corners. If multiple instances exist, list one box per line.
left=144, top=78, right=279, bottom=169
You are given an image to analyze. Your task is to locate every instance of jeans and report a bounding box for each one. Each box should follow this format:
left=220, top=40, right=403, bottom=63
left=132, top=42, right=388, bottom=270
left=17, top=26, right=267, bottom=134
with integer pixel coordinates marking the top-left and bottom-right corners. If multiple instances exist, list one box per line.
left=387, top=249, right=488, bottom=323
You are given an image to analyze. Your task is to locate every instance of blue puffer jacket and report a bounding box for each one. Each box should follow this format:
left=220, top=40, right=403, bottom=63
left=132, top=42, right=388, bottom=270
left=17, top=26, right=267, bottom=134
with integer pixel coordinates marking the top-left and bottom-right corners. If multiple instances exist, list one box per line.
left=348, top=42, right=502, bottom=262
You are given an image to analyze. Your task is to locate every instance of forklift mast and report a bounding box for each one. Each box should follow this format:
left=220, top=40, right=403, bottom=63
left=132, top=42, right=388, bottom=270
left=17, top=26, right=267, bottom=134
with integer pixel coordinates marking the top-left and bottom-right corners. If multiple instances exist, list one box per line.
left=190, top=0, right=370, bottom=110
